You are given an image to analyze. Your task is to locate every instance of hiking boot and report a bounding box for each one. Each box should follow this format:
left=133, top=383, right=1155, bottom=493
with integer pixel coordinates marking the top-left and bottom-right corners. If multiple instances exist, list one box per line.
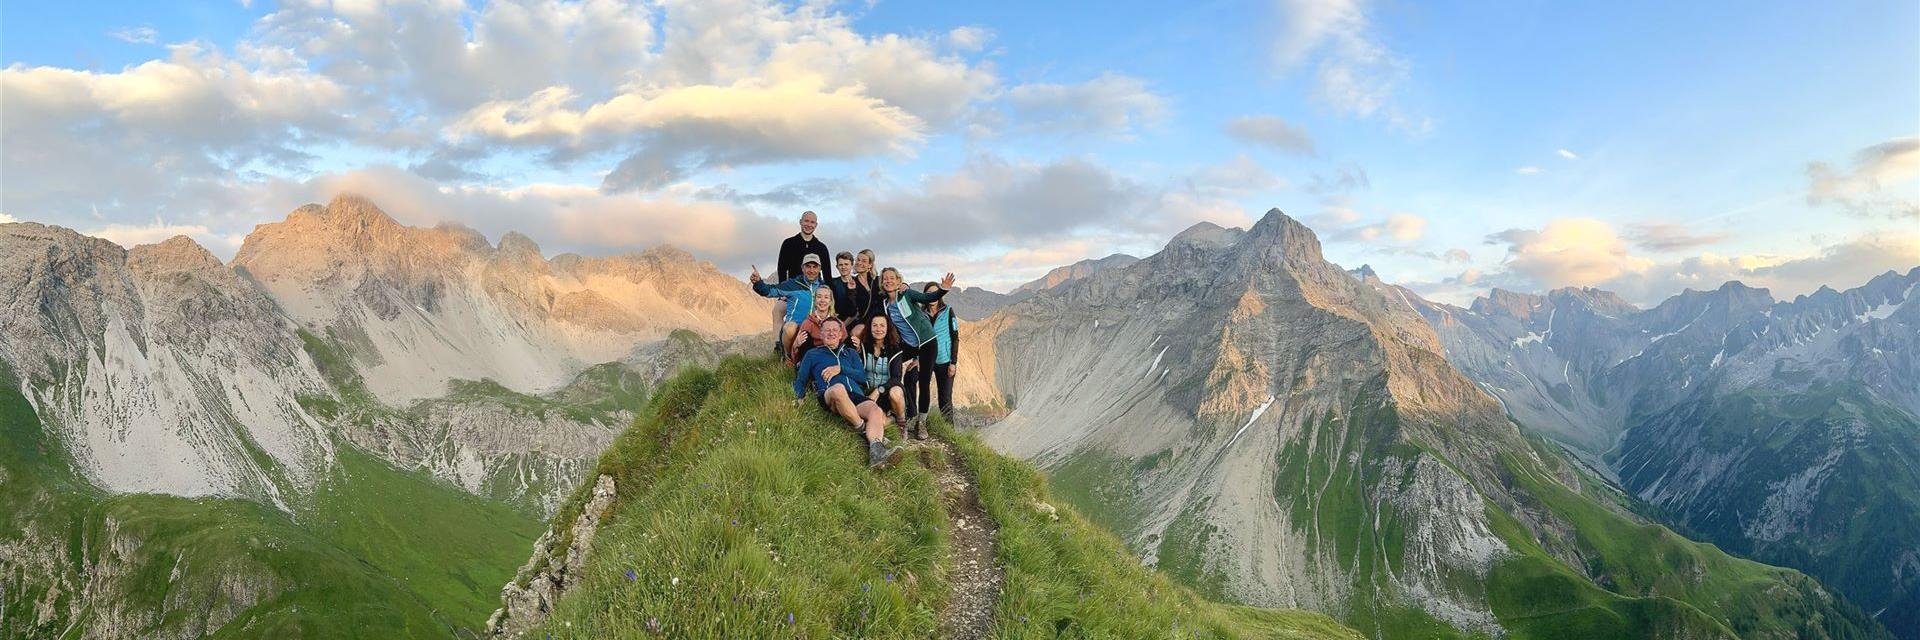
left=868, top=440, right=901, bottom=469
left=912, top=416, right=930, bottom=440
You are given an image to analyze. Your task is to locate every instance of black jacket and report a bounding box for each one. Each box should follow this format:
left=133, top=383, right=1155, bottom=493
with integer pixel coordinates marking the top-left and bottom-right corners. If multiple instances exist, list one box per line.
left=830, top=273, right=881, bottom=322
left=777, top=233, right=830, bottom=283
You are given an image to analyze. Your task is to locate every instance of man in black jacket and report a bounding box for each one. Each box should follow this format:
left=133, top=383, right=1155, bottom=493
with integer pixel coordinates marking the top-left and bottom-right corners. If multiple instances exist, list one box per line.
left=777, top=210, right=830, bottom=282
left=770, top=211, right=830, bottom=351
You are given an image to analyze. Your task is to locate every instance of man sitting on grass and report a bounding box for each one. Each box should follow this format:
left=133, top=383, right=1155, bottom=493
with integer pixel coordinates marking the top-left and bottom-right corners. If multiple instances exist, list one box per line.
left=793, top=317, right=902, bottom=469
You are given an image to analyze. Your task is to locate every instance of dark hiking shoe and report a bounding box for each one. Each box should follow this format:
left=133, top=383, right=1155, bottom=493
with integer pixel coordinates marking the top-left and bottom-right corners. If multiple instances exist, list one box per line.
left=912, top=416, right=930, bottom=440
left=868, top=440, right=901, bottom=469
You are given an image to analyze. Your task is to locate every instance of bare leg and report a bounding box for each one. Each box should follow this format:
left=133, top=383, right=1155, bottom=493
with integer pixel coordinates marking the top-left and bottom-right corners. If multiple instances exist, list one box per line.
left=856, top=401, right=890, bottom=443
left=886, top=387, right=907, bottom=422
left=780, top=321, right=800, bottom=359
left=823, top=385, right=863, bottom=427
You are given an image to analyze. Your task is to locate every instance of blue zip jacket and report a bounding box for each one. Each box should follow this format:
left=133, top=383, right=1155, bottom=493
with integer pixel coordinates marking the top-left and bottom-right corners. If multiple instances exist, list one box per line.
left=794, top=344, right=866, bottom=399
left=754, top=274, right=826, bottom=324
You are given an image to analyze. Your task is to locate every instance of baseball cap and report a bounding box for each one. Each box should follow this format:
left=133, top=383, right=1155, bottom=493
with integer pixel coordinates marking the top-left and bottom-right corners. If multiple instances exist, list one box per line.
left=802, top=253, right=821, bottom=265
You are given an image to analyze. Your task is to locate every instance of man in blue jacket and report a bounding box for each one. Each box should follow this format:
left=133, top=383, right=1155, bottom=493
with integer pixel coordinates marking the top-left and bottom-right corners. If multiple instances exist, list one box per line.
left=794, top=317, right=900, bottom=469
left=751, top=253, right=827, bottom=362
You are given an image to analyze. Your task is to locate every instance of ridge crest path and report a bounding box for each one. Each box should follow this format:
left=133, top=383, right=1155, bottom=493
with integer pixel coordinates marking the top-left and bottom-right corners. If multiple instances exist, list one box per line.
left=922, top=423, right=1005, bottom=640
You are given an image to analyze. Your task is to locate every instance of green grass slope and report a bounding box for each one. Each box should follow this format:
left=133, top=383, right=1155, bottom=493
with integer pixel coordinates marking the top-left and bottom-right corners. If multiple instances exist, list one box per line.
left=527, top=356, right=1361, bottom=639
left=0, top=363, right=540, bottom=639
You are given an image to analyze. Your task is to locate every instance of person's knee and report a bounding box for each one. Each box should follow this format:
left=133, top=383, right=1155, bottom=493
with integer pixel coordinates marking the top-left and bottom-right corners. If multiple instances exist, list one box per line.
left=825, top=385, right=847, bottom=402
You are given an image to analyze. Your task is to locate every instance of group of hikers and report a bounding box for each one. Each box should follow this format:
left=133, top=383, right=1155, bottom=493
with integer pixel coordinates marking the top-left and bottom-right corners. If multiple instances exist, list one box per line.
left=750, top=210, right=961, bottom=469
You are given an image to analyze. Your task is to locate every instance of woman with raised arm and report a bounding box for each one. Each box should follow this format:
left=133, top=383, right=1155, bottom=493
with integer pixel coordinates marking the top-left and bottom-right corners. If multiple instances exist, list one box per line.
left=879, top=267, right=955, bottom=440
left=857, top=315, right=914, bottom=425
left=919, top=283, right=960, bottom=424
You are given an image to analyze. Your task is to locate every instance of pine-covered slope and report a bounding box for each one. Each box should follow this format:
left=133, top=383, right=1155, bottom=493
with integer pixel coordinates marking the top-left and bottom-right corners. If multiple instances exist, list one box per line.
left=954, top=209, right=1889, bottom=638
left=1404, top=268, right=1920, bottom=636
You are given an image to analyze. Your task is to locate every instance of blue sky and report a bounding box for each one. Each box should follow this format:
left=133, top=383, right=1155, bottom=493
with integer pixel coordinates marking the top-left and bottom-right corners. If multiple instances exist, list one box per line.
left=3, top=0, right=1915, bottom=304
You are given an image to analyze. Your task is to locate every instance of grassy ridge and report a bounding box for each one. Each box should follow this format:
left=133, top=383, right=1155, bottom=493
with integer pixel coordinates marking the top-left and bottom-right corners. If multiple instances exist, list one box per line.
left=529, top=356, right=1361, bottom=639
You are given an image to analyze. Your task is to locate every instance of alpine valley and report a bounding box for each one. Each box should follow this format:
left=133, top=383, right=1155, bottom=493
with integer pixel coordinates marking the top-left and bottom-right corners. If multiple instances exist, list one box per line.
left=0, top=197, right=1906, bottom=639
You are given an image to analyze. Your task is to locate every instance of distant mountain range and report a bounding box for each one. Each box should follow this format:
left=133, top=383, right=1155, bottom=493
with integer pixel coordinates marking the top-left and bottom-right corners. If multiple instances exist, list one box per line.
left=1389, top=266, right=1920, bottom=635
left=0, top=196, right=1908, bottom=638
left=952, top=209, right=1896, bottom=638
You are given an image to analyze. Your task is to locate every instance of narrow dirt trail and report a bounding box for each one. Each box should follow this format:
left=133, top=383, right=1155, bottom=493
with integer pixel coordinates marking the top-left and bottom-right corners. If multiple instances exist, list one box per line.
left=921, top=434, right=1004, bottom=640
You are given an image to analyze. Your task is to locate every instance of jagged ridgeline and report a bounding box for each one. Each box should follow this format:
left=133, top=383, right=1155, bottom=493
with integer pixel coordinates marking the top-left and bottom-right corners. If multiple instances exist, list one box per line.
left=953, top=209, right=1891, bottom=639
left=1396, top=268, right=1920, bottom=638
left=0, top=202, right=765, bottom=639
left=484, top=356, right=1363, bottom=639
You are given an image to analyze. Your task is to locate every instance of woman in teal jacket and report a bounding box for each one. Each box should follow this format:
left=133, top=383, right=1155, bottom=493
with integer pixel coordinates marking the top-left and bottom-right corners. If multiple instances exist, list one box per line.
left=879, top=267, right=954, bottom=438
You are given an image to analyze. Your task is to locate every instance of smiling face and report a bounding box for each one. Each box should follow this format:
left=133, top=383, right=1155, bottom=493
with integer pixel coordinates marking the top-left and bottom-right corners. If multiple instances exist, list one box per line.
left=799, top=211, right=818, bottom=237
left=855, top=252, right=873, bottom=276
left=802, top=261, right=821, bottom=281
left=881, top=268, right=903, bottom=293
left=836, top=256, right=853, bottom=278
left=821, top=318, right=845, bottom=347
left=813, top=286, right=834, bottom=314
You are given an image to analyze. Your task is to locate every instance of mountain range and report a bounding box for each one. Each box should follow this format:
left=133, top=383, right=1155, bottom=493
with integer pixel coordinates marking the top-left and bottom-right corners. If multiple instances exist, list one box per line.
left=952, top=209, right=1898, bottom=638
left=0, top=196, right=1908, bottom=638
left=1392, top=266, right=1920, bottom=635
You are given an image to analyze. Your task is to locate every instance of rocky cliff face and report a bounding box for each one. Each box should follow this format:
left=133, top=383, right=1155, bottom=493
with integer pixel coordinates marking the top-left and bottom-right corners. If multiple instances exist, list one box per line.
left=0, top=197, right=770, bottom=638
left=0, top=225, right=335, bottom=504
left=1406, top=267, right=1920, bottom=636
left=956, top=209, right=1887, bottom=638
left=231, top=194, right=768, bottom=404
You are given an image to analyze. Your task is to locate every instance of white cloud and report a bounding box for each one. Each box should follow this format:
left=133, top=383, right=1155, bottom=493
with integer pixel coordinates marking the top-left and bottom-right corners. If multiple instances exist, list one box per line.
left=1556, top=149, right=1579, bottom=160
left=1478, top=216, right=1919, bottom=305
left=0, top=213, right=18, bottom=223
left=86, top=220, right=215, bottom=249
left=1625, top=221, right=1729, bottom=252
left=1515, top=166, right=1543, bottom=175
left=110, top=26, right=157, bottom=44
left=1270, top=0, right=1413, bottom=124
left=1191, top=154, right=1286, bottom=194
left=1005, top=73, right=1168, bottom=137
left=1806, top=137, right=1920, bottom=219
left=1224, top=115, right=1316, bottom=155
left=946, top=26, right=993, bottom=52
left=1486, top=218, right=1654, bottom=288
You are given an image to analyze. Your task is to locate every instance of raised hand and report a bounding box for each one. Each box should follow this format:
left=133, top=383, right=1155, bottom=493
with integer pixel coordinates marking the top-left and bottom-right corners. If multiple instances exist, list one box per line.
left=939, top=272, right=956, bottom=289
left=750, top=265, right=763, bottom=284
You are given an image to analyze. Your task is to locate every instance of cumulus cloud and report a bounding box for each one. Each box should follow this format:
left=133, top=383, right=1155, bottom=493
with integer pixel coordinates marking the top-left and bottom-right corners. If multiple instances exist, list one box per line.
left=1005, top=73, right=1168, bottom=137
left=1476, top=216, right=1918, bottom=305
left=1485, top=218, right=1653, bottom=288
left=1270, top=0, right=1416, bottom=127
left=854, top=155, right=1143, bottom=252
left=1224, top=115, right=1316, bottom=155
left=1806, top=137, right=1920, bottom=219
left=1626, top=221, right=1729, bottom=252
left=1, top=42, right=351, bottom=223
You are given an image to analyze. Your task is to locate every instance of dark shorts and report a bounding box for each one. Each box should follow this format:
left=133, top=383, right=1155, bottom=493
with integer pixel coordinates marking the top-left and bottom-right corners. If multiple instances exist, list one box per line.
left=815, top=383, right=871, bottom=411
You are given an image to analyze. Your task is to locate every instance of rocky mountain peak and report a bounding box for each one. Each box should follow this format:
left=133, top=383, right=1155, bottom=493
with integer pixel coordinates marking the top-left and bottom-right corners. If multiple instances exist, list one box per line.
left=1244, top=208, right=1324, bottom=265
left=1470, top=288, right=1547, bottom=320
left=496, top=231, right=543, bottom=258
left=127, top=235, right=223, bottom=274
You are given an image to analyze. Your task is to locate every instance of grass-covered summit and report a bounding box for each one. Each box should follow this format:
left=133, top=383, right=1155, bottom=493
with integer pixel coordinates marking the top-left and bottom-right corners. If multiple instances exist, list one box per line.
left=504, top=356, right=1362, bottom=639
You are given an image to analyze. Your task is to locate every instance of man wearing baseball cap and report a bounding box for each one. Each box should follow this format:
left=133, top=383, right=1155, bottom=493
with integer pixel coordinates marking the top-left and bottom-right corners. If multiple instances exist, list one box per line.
left=750, top=251, right=828, bottom=364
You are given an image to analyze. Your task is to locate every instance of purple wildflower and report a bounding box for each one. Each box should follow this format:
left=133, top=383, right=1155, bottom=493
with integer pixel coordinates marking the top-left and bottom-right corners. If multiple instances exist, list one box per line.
left=624, top=569, right=638, bottom=582
left=786, top=612, right=795, bottom=625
